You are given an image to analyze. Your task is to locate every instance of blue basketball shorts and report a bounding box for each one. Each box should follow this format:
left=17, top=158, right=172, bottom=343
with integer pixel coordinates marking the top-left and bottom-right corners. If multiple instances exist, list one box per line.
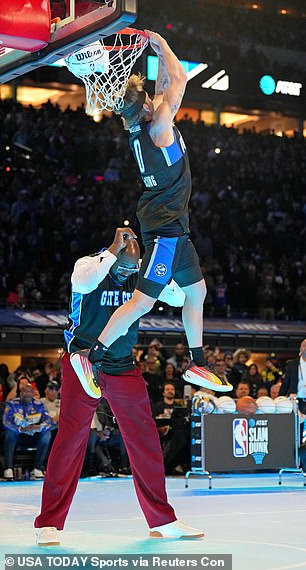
left=136, top=235, right=203, bottom=299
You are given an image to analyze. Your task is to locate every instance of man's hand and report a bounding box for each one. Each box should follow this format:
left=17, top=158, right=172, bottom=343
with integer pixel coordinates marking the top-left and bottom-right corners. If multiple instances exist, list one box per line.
left=144, top=30, right=166, bottom=56
left=108, top=227, right=137, bottom=257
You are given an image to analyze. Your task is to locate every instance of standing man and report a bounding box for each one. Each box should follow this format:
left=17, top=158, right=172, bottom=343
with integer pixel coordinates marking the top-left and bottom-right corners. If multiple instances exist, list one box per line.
left=34, top=228, right=204, bottom=546
left=77, top=30, right=232, bottom=394
left=280, top=339, right=306, bottom=404
left=279, top=339, right=306, bottom=445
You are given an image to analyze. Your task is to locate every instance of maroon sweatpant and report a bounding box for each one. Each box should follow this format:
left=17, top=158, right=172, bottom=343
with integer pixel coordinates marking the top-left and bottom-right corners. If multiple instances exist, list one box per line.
left=34, top=353, right=176, bottom=530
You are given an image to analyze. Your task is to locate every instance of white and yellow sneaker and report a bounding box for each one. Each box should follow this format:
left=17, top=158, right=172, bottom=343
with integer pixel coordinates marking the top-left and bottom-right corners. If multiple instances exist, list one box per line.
left=183, top=365, right=233, bottom=392
left=150, top=520, right=204, bottom=539
left=70, top=350, right=101, bottom=399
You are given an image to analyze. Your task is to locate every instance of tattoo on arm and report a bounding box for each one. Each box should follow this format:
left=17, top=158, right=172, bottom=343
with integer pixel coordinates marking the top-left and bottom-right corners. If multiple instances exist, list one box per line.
left=155, top=56, right=170, bottom=96
left=170, top=87, right=185, bottom=115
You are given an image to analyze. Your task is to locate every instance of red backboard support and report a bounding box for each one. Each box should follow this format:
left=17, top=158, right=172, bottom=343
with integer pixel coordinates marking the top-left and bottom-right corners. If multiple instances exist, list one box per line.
left=0, top=0, right=51, bottom=52
left=0, top=0, right=137, bottom=83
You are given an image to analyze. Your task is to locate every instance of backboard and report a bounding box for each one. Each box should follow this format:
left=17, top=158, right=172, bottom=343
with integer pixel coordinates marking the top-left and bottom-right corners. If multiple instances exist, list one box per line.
left=0, top=0, right=137, bottom=84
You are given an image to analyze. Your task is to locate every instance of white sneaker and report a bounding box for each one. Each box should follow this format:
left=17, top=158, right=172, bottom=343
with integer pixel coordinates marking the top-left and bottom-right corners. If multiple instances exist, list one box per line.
left=35, top=527, right=60, bottom=546
left=3, top=468, right=14, bottom=480
left=149, top=520, right=204, bottom=539
left=70, top=350, right=101, bottom=399
left=31, top=468, right=45, bottom=479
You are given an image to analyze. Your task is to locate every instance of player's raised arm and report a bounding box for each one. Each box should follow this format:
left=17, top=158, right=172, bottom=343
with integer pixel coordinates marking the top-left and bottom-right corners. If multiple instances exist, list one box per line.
left=145, top=30, right=187, bottom=145
left=72, top=228, right=137, bottom=294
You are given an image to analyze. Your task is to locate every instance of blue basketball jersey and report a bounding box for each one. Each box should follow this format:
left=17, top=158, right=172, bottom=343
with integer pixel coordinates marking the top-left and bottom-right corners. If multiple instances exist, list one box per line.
left=128, top=122, right=191, bottom=243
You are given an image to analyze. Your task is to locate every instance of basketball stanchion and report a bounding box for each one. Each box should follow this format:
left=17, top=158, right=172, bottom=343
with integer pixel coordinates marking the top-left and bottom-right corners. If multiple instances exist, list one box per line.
left=185, top=394, right=216, bottom=490
left=278, top=398, right=306, bottom=486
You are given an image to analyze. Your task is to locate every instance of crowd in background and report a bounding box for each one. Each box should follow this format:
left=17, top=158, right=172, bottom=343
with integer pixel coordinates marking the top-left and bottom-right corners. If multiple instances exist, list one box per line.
left=0, top=99, right=305, bottom=319
left=138, top=0, right=306, bottom=77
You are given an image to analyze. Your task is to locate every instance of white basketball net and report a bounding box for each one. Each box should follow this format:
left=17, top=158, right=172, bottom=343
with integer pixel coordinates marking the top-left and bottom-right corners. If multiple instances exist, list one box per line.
left=66, top=29, right=148, bottom=115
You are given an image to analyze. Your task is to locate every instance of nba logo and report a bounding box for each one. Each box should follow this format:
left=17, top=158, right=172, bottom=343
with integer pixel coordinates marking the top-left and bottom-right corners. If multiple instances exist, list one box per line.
left=233, top=418, right=248, bottom=457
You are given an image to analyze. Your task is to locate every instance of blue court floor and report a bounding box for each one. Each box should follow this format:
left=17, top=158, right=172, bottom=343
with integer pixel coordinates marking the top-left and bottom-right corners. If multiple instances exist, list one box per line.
left=1, top=473, right=306, bottom=570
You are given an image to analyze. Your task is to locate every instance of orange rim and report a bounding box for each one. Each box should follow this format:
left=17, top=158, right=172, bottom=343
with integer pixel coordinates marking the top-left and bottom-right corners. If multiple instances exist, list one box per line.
left=101, top=27, right=149, bottom=52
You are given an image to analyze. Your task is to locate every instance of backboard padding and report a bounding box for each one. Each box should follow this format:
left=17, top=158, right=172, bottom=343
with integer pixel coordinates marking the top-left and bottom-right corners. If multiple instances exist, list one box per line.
left=0, top=0, right=137, bottom=83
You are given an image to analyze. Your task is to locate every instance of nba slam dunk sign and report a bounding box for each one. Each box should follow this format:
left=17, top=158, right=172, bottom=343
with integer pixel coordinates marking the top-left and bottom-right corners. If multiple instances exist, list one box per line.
left=233, top=418, right=269, bottom=465
left=198, top=414, right=296, bottom=471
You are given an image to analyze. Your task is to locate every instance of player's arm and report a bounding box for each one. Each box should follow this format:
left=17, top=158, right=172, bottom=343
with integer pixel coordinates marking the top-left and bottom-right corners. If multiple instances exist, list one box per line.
left=145, top=30, right=187, bottom=146
left=71, top=227, right=137, bottom=294
left=152, top=53, right=170, bottom=110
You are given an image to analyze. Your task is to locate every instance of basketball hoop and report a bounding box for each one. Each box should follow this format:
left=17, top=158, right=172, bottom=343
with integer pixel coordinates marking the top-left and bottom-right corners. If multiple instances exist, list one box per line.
left=65, top=28, right=149, bottom=115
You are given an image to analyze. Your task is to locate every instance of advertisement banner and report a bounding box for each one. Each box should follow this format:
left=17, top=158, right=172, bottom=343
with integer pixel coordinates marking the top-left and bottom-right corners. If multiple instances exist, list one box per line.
left=201, top=413, right=296, bottom=471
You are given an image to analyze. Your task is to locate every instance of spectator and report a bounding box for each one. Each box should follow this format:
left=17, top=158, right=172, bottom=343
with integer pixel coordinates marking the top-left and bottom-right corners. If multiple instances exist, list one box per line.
left=162, top=362, right=185, bottom=399
left=213, top=358, right=229, bottom=388
left=203, top=345, right=216, bottom=367
left=280, top=339, right=306, bottom=402
left=258, top=274, right=277, bottom=321
left=153, top=382, right=189, bottom=475
left=41, top=381, right=61, bottom=443
left=6, top=373, right=40, bottom=402
left=230, top=349, right=250, bottom=389
left=296, top=280, right=306, bottom=321
left=0, top=363, right=10, bottom=402
left=269, top=382, right=281, bottom=400
left=142, top=355, right=163, bottom=404
left=167, top=343, right=190, bottom=375
left=213, top=273, right=229, bottom=317
left=235, top=381, right=251, bottom=399
left=143, top=339, right=167, bottom=375
left=224, top=351, right=234, bottom=378
left=261, top=353, right=283, bottom=389
left=257, top=386, right=269, bottom=398
left=3, top=382, right=52, bottom=480
left=95, top=399, right=130, bottom=477
left=244, top=363, right=263, bottom=399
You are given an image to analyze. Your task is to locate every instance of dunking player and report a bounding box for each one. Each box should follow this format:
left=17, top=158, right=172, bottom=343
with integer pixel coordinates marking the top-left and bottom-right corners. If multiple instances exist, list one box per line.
left=74, top=30, right=232, bottom=394
left=34, top=228, right=204, bottom=545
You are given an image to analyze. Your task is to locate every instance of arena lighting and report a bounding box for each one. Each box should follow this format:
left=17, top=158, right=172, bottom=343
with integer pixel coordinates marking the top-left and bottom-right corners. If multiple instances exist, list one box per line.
left=202, top=69, right=229, bottom=91
left=147, top=55, right=207, bottom=82
left=215, top=147, right=221, bottom=154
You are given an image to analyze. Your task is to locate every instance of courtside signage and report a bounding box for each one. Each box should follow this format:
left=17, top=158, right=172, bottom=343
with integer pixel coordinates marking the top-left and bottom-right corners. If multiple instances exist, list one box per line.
left=201, top=414, right=296, bottom=471
left=233, top=418, right=269, bottom=465
left=260, top=74, right=302, bottom=97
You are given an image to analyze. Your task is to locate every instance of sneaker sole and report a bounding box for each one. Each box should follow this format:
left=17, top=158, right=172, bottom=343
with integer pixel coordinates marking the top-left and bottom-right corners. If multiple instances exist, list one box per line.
left=149, top=531, right=205, bottom=539
left=183, top=371, right=232, bottom=392
left=37, top=541, right=60, bottom=546
left=70, top=352, right=101, bottom=399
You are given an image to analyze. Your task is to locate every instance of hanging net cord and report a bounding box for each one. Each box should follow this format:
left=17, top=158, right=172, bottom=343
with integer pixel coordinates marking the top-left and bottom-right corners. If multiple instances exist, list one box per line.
left=68, top=31, right=148, bottom=114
